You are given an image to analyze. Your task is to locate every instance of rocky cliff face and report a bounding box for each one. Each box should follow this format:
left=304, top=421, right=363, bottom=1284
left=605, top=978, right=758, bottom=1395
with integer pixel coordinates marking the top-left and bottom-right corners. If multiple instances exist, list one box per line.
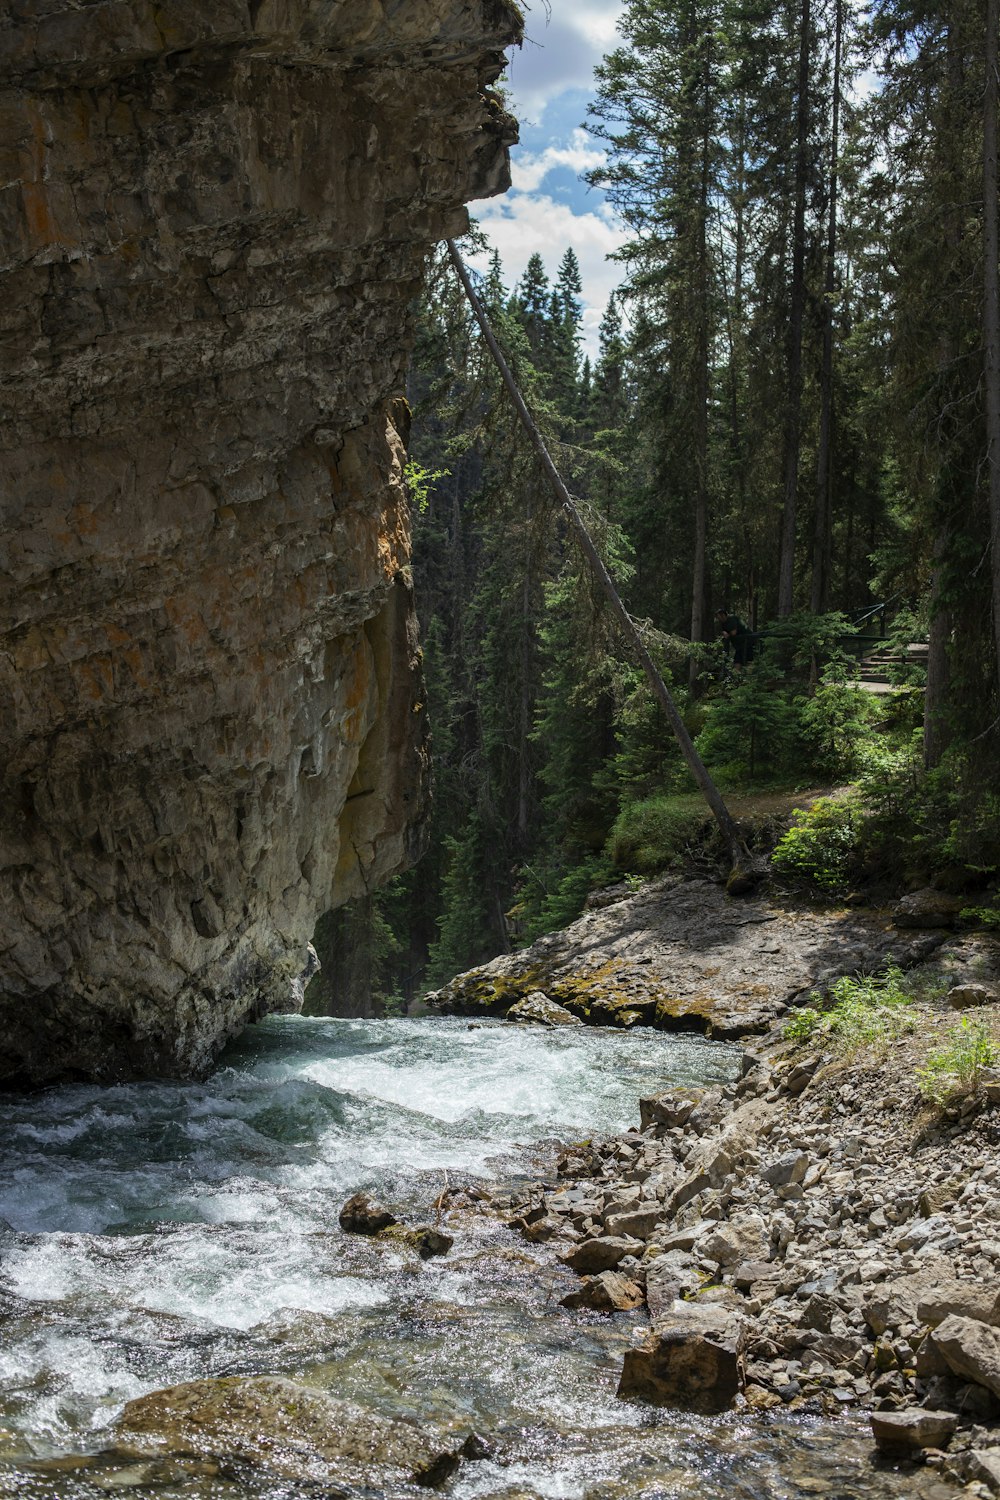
left=0, top=0, right=521, bottom=1084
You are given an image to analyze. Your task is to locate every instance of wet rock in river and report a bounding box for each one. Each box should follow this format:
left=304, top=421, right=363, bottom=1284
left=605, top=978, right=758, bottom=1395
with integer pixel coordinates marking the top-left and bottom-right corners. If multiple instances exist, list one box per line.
left=870, top=1408, right=958, bottom=1457
left=560, top=1270, right=645, bottom=1311
left=618, top=1301, right=748, bottom=1413
left=113, top=1376, right=465, bottom=1488
left=406, top=1225, right=455, bottom=1260
left=339, top=1192, right=397, bottom=1235
left=560, top=1236, right=644, bottom=1274
left=506, top=992, right=583, bottom=1027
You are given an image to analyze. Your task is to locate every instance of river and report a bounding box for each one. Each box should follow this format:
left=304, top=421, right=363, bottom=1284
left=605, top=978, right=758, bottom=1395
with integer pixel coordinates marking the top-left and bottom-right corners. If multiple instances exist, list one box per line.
left=0, top=1015, right=944, bottom=1499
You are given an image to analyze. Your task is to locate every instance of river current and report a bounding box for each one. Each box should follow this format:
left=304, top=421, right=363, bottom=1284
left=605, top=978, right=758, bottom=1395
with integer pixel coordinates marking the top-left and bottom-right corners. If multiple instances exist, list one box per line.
left=0, top=1016, right=944, bottom=1500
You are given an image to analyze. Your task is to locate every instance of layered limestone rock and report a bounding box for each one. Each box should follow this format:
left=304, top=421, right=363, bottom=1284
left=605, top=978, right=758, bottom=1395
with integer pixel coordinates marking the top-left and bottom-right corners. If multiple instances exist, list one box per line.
left=0, top=0, right=522, bottom=1083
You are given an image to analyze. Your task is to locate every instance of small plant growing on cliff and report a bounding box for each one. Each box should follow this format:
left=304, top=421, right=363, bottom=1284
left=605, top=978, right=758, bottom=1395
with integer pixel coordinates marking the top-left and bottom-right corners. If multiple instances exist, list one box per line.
left=403, top=460, right=450, bottom=514
left=917, top=1018, right=1000, bottom=1105
left=783, top=1005, right=822, bottom=1043
left=784, top=964, right=914, bottom=1055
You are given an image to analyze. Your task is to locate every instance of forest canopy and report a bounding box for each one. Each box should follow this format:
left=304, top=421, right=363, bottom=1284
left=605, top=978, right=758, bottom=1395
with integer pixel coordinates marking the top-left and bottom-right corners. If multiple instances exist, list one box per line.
left=309, top=0, right=1000, bottom=1015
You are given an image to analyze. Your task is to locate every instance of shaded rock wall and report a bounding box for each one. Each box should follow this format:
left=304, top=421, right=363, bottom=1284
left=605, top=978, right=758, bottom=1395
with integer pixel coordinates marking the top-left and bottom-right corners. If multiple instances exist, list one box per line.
left=0, top=0, right=521, bottom=1083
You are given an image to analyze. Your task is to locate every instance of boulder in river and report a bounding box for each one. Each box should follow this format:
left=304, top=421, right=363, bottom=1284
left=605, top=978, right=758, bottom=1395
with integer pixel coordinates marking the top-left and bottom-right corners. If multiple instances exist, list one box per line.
left=560, top=1271, right=645, bottom=1312
left=869, top=1409, right=958, bottom=1457
left=561, top=1236, right=644, bottom=1274
left=113, top=1376, right=464, bottom=1488
left=339, top=1193, right=398, bottom=1235
left=402, top=1225, right=455, bottom=1260
left=617, top=1301, right=747, bottom=1413
left=506, top=992, right=583, bottom=1027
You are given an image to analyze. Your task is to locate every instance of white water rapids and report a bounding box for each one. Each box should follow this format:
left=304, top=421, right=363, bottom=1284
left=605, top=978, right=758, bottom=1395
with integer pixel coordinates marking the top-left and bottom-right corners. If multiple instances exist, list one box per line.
left=0, top=1016, right=944, bottom=1499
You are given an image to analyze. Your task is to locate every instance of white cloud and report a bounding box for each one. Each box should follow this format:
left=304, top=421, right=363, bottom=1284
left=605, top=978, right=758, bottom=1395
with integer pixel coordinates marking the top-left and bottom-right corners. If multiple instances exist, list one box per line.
left=509, top=128, right=606, bottom=192
left=470, top=191, right=628, bottom=359
left=506, top=0, right=625, bottom=121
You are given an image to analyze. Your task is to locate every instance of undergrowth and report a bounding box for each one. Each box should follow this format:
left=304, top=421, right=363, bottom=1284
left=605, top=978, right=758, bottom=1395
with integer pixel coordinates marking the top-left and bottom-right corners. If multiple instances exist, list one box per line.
left=783, top=965, right=916, bottom=1056
left=917, top=1018, right=1000, bottom=1106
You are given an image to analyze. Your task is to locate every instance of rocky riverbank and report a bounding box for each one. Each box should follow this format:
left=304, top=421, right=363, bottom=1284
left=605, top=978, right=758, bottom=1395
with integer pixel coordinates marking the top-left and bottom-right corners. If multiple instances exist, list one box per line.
left=448, top=879, right=1000, bottom=1492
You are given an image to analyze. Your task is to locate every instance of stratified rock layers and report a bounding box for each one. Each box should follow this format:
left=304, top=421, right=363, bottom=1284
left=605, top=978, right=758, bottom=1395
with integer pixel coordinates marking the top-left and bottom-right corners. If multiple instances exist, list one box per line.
left=0, top=1, right=521, bottom=1083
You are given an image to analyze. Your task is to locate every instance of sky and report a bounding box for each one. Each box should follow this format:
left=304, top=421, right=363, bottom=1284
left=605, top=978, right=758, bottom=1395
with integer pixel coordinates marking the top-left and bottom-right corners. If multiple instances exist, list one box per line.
left=469, top=0, right=629, bottom=360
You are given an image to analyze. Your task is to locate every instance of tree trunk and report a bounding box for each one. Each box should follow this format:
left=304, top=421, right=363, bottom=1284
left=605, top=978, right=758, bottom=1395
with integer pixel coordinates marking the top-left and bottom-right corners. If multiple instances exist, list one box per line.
left=985, top=0, right=1000, bottom=694
left=924, top=528, right=953, bottom=769
left=518, top=493, right=533, bottom=841
left=690, top=60, right=712, bottom=686
left=446, top=240, right=755, bottom=877
left=811, top=0, right=842, bottom=616
left=777, top=0, right=812, bottom=617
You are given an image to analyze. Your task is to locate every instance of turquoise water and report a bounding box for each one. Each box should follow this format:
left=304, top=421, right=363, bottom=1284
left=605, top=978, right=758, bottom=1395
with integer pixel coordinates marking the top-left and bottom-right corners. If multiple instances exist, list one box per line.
left=0, top=1017, right=939, bottom=1499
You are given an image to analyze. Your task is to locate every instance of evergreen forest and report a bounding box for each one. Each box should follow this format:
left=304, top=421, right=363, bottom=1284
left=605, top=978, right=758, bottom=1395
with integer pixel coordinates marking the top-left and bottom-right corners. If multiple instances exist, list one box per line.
left=311, top=0, right=1000, bottom=1014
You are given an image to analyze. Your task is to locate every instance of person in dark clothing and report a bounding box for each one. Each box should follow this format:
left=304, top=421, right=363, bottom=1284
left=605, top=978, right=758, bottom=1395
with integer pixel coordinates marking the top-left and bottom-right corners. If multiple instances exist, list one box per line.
left=715, top=608, right=754, bottom=667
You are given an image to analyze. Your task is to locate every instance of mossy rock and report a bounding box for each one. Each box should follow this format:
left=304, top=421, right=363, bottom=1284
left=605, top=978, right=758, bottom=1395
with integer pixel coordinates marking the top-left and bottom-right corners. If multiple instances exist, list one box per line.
left=113, top=1376, right=464, bottom=1489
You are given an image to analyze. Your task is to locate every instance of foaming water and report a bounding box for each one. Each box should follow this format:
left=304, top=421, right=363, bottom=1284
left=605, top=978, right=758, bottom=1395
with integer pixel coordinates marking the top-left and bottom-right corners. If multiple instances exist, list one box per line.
left=0, top=1017, right=941, bottom=1499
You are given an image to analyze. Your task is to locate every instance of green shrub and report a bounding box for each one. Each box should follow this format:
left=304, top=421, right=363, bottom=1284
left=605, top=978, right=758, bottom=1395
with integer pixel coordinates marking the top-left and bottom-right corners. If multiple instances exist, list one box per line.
left=797, top=679, right=879, bottom=778
left=917, top=1018, right=1000, bottom=1105
left=696, top=674, right=802, bottom=781
left=959, top=905, right=1000, bottom=931
left=770, top=795, right=862, bottom=894
left=783, top=1006, right=822, bottom=1043
left=606, top=793, right=707, bottom=874
left=783, top=965, right=915, bottom=1055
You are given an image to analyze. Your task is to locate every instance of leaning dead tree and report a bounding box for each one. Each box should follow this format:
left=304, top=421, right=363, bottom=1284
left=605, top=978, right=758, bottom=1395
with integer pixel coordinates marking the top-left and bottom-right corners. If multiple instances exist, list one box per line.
left=445, top=239, right=757, bottom=886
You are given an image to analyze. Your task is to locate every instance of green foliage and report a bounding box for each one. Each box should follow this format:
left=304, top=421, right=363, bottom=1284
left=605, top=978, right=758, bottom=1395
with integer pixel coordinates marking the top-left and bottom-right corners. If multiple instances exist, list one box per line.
left=783, top=1006, right=822, bottom=1043
left=606, top=793, right=707, bottom=874
left=771, top=796, right=862, bottom=894
left=516, top=853, right=616, bottom=944
left=696, top=673, right=802, bottom=782
left=403, top=460, right=450, bottom=514
left=783, top=965, right=915, bottom=1056
left=797, top=678, right=880, bottom=778
left=760, top=613, right=860, bottom=680
left=917, top=1019, right=1000, bottom=1106
left=425, top=822, right=498, bottom=988
left=959, top=905, right=1000, bottom=931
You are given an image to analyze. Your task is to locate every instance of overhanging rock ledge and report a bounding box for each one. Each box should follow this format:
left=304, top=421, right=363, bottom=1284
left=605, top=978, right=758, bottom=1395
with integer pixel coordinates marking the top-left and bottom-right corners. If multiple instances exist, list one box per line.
left=0, top=0, right=522, bottom=1084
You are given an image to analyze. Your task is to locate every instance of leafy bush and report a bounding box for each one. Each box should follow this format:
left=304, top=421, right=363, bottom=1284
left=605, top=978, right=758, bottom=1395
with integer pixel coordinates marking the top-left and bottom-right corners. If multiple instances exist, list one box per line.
left=797, top=679, right=880, bottom=778
left=770, top=795, right=862, bottom=893
left=783, top=965, right=915, bottom=1055
left=758, top=611, right=859, bottom=679
left=607, top=793, right=707, bottom=874
left=696, top=674, right=802, bottom=781
left=917, top=1018, right=1000, bottom=1105
left=959, top=905, right=1000, bottom=931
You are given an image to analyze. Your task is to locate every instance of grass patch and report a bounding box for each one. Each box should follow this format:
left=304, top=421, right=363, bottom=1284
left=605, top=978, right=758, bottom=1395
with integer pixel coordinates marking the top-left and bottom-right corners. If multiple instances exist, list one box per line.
left=917, top=1017, right=1000, bottom=1106
left=783, top=964, right=916, bottom=1057
left=606, top=793, right=708, bottom=875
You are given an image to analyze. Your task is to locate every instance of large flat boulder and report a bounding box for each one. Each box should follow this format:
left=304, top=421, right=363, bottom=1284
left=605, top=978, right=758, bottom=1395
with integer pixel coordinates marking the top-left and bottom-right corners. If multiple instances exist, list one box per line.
left=930, top=1316, right=1000, bottom=1400
left=114, top=1376, right=464, bottom=1489
left=617, top=1301, right=747, bottom=1413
